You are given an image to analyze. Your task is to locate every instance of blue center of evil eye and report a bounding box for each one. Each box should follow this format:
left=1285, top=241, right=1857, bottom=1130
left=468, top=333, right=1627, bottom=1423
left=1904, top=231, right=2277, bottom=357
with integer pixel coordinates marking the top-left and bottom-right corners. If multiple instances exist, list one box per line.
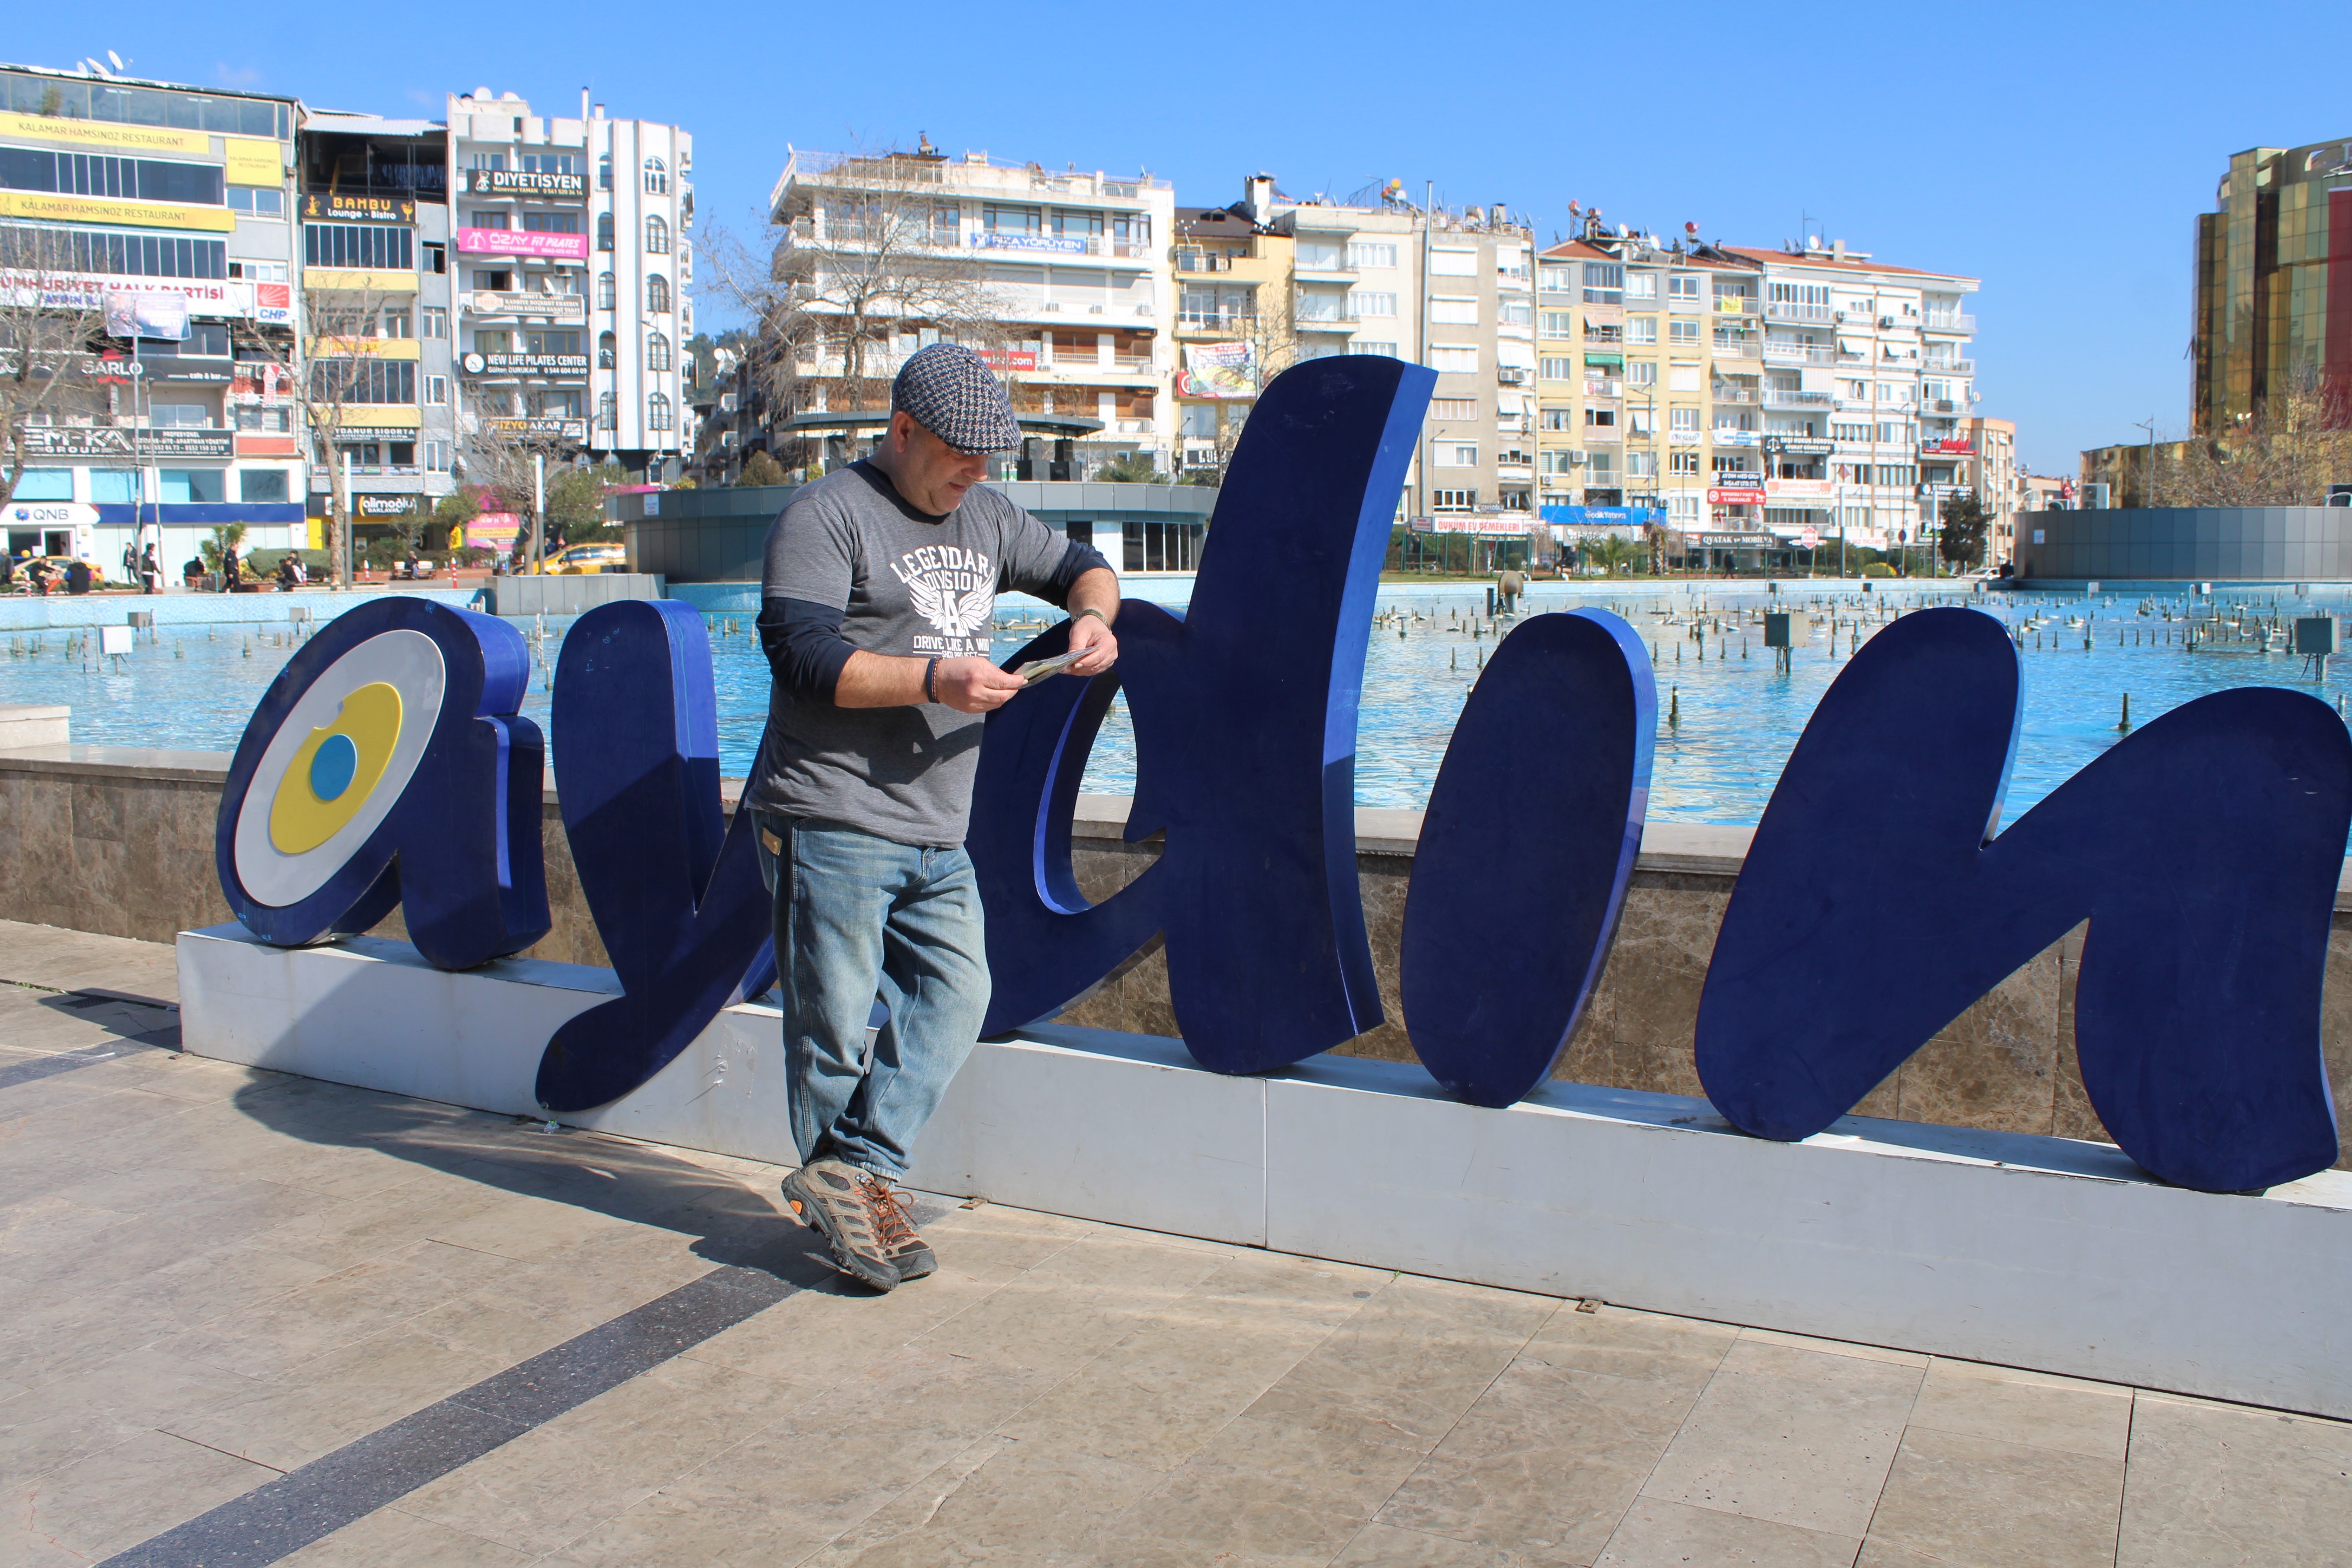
left=309, top=733, right=360, bottom=802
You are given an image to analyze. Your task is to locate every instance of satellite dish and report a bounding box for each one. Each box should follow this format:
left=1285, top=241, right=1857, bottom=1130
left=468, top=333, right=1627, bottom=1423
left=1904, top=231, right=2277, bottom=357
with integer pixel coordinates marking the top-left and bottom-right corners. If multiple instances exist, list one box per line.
left=106, top=50, right=125, bottom=71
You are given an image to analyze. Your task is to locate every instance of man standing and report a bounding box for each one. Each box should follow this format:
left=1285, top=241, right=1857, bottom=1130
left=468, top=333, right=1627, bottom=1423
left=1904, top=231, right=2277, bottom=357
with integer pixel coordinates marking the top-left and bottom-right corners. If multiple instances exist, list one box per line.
left=751, top=344, right=1119, bottom=1291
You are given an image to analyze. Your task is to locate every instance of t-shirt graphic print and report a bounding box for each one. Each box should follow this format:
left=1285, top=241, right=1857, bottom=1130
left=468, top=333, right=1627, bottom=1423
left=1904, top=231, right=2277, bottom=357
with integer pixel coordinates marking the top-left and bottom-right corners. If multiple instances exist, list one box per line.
left=894, top=545, right=994, bottom=655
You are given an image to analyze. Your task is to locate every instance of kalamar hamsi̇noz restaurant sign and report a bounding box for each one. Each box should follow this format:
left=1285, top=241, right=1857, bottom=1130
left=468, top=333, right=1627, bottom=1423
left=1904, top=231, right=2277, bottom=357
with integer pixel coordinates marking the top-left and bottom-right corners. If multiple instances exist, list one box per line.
left=462, top=351, right=589, bottom=378
left=458, top=168, right=587, bottom=201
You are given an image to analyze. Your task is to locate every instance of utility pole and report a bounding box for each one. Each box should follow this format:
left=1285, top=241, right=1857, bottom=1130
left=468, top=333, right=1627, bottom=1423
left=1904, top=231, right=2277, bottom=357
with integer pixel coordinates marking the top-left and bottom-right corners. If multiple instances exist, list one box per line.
left=2134, top=416, right=2157, bottom=507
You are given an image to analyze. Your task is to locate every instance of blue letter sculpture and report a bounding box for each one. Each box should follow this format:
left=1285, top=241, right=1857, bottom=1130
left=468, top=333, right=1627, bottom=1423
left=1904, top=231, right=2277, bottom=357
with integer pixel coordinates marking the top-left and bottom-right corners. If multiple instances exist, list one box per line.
left=534, top=600, right=773, bottom=1112
left=217, top=597, right=548, bottom=969
left=1402, top=609, right=1655, bottom=1106
left=966, top=355, right=1434, bottom=1072
left=1695, top=606, right=2352, bottom=1192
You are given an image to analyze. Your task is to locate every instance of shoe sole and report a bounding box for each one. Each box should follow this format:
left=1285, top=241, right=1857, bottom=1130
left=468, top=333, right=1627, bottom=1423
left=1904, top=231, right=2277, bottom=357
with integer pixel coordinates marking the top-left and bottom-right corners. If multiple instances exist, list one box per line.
left=782, top=1174, right=899, bottom=1292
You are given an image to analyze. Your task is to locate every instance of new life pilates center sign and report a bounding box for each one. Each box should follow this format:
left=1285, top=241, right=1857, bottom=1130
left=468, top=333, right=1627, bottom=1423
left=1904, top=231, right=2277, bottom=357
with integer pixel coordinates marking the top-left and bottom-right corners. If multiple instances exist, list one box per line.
left=211, top=359, right=2352, bottom=1198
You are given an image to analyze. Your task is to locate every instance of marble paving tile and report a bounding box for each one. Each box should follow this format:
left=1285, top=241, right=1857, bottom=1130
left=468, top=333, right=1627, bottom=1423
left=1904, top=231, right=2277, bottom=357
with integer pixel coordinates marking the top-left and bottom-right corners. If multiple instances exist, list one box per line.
left=1905, top=1357, right=2134, bottom=1460
left=2116, top=1393, right=2352, bottom=1567
left=0, top=1427, right=278, bottom=1564
left=277, top=1507, right=537, bottom=1567
left=1598, top=1498, right=1860, bottom=1567
left=800, top=1435, right=1162, bottom=1567
left=1737, top=1327, right=1929, bottom=1368
left=1866, top=1426, right=2122, bottom=1567
left=1373, top=1354, right=1698, bottom=1566
left=1640, top=1338, right=1920, bottom=1538
left=1328, top=1521, right=1531, bottom=1566
left=912, top=1231, right=1235, bottom=1380
left=1524, top=1305, right=1741, bottom=1393
left=396, top=1355, right=809, bottom=1557
left=0, top=1343, right=260, bottom=1482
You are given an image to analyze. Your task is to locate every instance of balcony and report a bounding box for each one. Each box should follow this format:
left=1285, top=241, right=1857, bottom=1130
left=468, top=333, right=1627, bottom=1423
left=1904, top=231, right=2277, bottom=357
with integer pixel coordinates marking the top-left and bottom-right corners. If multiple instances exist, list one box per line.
left=1765, top=302, right=1834, bottom=325
left=1923, top=359, right=1974, bottom=377
left=1762, top=388, right=1834, bottom=409
left=1177, top=311, right=1256, bottom=333
left=1711, top=296, right=1760, bottom=316
left=1711, top=339, right=1762, bottom=361
left=1584, top=378, right=1624, bottom=398
left=1923, top=312, right=1977, bottom=334
left=1710, top=386, right=1758, bottom=404
left=1763, top=341, right=1836, bottom=365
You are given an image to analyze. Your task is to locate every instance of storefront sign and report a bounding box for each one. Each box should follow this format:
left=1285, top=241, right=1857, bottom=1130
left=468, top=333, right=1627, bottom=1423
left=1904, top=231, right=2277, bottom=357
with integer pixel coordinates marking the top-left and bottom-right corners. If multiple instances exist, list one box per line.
left=468, top=290, right=587, bottom=321
left=1177, top=341, right=1257, bottom=399
left=456, top=228, right=589, bottom=260
left=969, top=232, right=1087, bottom=255
left=1707, top=487, right=1763, bottom=506
left=330, top=424, right=423, bottom=442
left=18, top=425, right=233, bottom=458
left=2, top=272, right=236, bottom=316
left=462, top=351, right=589, bottom=378
left=486, top=416, right=587, bottom=441
left=0, top=110, right=208, bottom=156
left=1922, top=438, right=1975, bottom=455
left=104, top=290, right=190, bottom=341
left=301, top=191, right=416, bottom=224
left=466, top=511, right=524, bottom=545
left=224, top=138, right=283, bottom=187
left=253, top=282, right=292, bottom=325
left=6, top=501, right=100, bottom=528
left=976, top=348, right=1038, bottom=373
left=0, top=190, right=233, bottom=233
left=456, top=168, right=587, bottom=200
left=1698, top=533, right=1759, bottom=545
left=1712, top=429, right=1760, bottom=446
left=1767, top=436, right=1837, bottom=457
left=355, top=494, right=423, bottom=519
left=1765, top=478, right=1835, bottom=501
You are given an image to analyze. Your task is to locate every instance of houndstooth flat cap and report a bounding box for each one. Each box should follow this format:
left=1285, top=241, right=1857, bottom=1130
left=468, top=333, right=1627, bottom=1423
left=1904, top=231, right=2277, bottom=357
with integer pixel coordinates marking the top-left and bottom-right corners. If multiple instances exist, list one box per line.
left=891, top=343, right=1024, bottom=453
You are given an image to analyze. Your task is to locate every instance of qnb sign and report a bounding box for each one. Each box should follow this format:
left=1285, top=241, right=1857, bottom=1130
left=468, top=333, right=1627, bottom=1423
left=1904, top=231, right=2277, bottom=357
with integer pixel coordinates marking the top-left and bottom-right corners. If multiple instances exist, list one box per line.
left=213, top=360, right=2352, bottom=1196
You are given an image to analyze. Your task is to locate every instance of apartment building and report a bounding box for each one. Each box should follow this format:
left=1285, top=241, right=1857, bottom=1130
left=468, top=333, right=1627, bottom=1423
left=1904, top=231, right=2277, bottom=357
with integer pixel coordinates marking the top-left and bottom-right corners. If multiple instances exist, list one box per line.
left=447, top=90, right=693, bottom=482
left=1170, top=179, right=1295, bottom=488
left=2193, top=136, right=2352, bottom=435
left=0, top=61, right=303, bottom=572
left=1534, top=227, right=1980, bottom=564
left=766, top=146, right=1174, bottom=476
left=1267, top=188, right=1532, bottom=520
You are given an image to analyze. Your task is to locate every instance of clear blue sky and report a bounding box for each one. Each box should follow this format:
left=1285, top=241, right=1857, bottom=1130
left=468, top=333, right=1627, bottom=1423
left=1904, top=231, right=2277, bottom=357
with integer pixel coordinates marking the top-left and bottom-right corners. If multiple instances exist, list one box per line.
left=14, top=1, right=2351, bottom=474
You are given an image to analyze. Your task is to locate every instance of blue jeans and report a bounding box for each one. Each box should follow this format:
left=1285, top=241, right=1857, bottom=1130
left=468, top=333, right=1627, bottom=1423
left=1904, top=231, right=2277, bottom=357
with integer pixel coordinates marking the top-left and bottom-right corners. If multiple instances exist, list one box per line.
left=754, top=814, right=991, bottom=1181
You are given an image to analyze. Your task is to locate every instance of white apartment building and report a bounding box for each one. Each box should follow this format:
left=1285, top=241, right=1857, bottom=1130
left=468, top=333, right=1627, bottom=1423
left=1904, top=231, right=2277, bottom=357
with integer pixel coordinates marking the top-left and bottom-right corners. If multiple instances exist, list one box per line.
left=445, top=90, right=692, bottom=482
left=767, top=147, right=1174, bottom=475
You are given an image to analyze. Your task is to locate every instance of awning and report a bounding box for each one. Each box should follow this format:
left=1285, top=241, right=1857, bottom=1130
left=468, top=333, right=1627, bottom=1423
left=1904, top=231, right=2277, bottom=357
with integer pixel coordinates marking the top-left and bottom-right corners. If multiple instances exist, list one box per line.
left=1582, top=306, right=1626, bottom=329
left=1583, top=352, right=1625, bottom=368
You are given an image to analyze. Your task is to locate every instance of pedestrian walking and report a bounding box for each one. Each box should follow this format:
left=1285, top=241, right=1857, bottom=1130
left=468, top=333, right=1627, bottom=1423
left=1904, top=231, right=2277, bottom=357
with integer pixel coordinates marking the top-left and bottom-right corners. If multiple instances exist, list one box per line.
left=139, top=543, right=161, bottom=596
left=752, top=342, right=1120, bottom=1291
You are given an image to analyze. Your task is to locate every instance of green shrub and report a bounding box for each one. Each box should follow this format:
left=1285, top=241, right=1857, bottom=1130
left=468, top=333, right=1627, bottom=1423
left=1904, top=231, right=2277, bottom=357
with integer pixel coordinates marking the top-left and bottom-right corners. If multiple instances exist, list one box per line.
left=1860, top=562, right=1896, bottom=578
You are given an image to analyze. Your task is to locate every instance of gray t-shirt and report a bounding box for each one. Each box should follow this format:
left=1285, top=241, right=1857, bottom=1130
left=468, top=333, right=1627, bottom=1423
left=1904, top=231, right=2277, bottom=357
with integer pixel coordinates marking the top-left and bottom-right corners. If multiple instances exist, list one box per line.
left=751, top=462, right=1075, bottom=847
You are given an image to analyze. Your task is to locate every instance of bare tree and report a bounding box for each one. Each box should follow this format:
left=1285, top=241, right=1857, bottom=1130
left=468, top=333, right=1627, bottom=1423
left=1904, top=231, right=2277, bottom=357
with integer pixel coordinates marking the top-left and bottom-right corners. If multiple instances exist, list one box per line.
left=233, top=283, right=410, bottom=586
left=710, top=145, right=1012, bottom=463
left=2153, top=367, right=2352, bottom=507
left=0, top=230, right=109, bottom=509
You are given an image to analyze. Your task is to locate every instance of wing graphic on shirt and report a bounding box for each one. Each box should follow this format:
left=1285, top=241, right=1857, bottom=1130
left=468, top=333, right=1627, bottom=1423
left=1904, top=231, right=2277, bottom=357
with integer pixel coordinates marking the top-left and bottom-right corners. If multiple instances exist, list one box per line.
left=906, top=575, right=993, bottom=639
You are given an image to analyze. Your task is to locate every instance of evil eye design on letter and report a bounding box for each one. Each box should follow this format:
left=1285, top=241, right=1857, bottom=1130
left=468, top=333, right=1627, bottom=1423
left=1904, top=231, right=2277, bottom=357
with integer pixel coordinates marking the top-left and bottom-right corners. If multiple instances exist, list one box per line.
left=232, top=631, right=443, bottom=908
left=215, top=598, right=551, bottom=970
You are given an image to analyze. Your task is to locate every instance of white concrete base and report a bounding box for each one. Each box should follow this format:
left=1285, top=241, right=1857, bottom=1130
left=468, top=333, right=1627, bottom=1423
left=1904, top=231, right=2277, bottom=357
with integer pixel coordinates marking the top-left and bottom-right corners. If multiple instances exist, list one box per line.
left=0, top=704, right=70, bottom=750
left=178, top=922, right=2352, bottom=1418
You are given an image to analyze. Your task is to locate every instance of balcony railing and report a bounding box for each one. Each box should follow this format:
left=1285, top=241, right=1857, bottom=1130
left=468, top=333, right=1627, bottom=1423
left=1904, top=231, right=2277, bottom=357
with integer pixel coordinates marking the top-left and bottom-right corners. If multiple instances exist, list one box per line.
left=1763, top=341, right=1836, bottom=365
left=1710, top=386, right=1758, bottom=404
left=1923, top=358, right=1975, bottom=376
left=1712, top=296, right=1759, bottom=315
left=1584, top=378, right=1624, bottom=398
left=1923, top=312, right=1977, bottom=333
left=1177, top=311, right=1256, bottom=332
left=1762, top=389, right=1834, bottom=408
left=1765, top=302, right=1834, bottom=324
left=1711, top=339, right=1762, bottom=360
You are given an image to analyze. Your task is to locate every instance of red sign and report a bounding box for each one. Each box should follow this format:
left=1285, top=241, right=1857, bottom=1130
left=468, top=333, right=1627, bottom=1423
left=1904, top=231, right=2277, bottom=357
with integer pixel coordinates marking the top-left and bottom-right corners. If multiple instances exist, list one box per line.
left=1922, top=438, right=1975, bottom=455
left=976, top=348, right=1038, bottom=372
left=1707, top=487, right=1763, bottom=506
left=1802, top=526, right=1819, bottom=548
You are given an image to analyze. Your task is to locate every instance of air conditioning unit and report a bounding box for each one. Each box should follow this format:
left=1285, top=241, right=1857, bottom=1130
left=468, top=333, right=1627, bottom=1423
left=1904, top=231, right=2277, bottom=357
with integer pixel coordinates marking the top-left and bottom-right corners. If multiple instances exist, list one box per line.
left=1879, top=316, right=1896, bottom=328
left=1833, top=311, right=1847, bottom=322
left=1569, top=450, right=1587, bottom=465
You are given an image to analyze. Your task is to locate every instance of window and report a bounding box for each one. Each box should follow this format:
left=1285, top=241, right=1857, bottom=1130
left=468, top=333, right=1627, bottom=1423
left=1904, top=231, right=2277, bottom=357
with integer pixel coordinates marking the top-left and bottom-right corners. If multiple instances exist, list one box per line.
left=0, top=223, right=226, bottom=280
left=1878, top=421, right=1906, bottom=443
left=1625, top=451, right=1656, bottom=477
left=1121, top=520, right=1208, bottom=571
left=1670, top=495, right=1700, bottom=524
left=646, top=274, right=671, bottom=313
left=1437, top=442, right=1478, bottom=466
left=232, top=406, right=291, bottom=432
left=648, top=391, right=674, bottom=431
left=1667, top=275, right=1700, bottom=303
left=0, top=146, right=226, bottom=204
left=469, top=152, right=507, bottom=172
left=1585, top=407, right=1618, bottom=428
left=1832, top=423, right=1870, bottom=443
left=1540, top=357, right=1574, bottom=381
left=523, top=211, right=581, bottom=234
left=645, top=215, right=669, bottom=253
left=520, top=152, right=577, bottom=176
left=1628, top=361, right=1658, bottom=386
left=1585, top=322, right=1623, bottom=344
left=1629, top=407, right=1654, bottom=436
left=1429, top=345, right=1479, bottom=373
left=646, top=331, right=673, bottom=372
left=596, top=213, right=615, bottom=250
left=1346, top=240, right=1397, bottom=270
left=1348, top=290, right=1397, bottom=319
left=149, top=402, right=212, bottom=427
left=302, top=223, right=412, bottom=270
left=1540, top=407, right=1575, bottom=432
left=596, top=390, right=616, bottom=430
left=597, top=271, right=616, bottom=310
left=528, top=389, right=582, bottom=418
left=1430, top=296, right=1478, bottom=326
left=1348, top=340, right=1398, bottom=357
left=1583, top=263, right=1623, bottom=304
left=598, top=330, right=616, bottom=369
left=1713, top=454, right=1753, bottom=473
left=1540, top=450, right=1577, bottom=475
left=86, top=469, right=137, bottom=503
left=1628, top=317, right=1657, bottom=344
left=226, top=186, right=285, bottom=217
left=239, top=469, right=288, bottom=503
left=1670, top=451, right=1700, bottom=475
left=469, top=269, right=511, bottom=293
left=423, top=241, right=445, bottom=275
left=1429, top=249, right=1478, bottom=277
left=1540, top=309, right=1576, bottom=337
left=598, top=153, right=613, bottom=191
left=159, top=468, right=227, bottom=503
left=982, top=204, right=1041, bottom=235
left=1668, top=320, right=1700, bottom=345
left=471, top=210, right=511, bottom=230
left=1430, top=489, right=1475, bottom=511
left=420, top=307, right=447, bottom=338
left=424, top=440, right=452, bottom=472
left=1625, top=273, right=1658, bottom=300
left=644, top=156, right=668, bottom=195
left=11, top=468, right=71, bottom=499
left=1498, top=299, right=1533, bottom=326
left=424, top=374, right=448, bottom=405
left=379, top=309, right=410, bottom=338
left=1428, top=398, right=1479, bottom=422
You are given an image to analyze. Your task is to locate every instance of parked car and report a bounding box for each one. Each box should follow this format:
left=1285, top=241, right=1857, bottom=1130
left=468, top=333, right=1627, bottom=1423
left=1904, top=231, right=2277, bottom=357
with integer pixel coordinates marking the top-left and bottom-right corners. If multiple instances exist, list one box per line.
left=531, top=543, right=628, bottom=576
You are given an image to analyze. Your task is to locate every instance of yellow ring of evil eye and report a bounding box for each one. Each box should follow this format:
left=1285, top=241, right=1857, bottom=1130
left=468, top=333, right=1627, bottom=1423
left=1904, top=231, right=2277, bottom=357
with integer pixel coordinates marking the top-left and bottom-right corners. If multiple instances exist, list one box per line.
left=268, top=682, right=404, bottom=854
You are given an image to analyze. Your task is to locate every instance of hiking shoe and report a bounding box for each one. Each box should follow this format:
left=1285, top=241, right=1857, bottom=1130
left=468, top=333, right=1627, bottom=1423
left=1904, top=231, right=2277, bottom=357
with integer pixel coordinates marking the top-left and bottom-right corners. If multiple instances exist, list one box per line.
left=781, top=1158, right=899, bottom=1291
left=860, top=1174, right=936, bottom=1282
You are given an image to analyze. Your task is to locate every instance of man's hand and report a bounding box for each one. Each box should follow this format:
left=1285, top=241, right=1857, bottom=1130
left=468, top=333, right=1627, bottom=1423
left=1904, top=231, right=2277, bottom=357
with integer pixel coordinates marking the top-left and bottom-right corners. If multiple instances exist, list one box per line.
left=1066, top=612, right=1119, bottom=677
left=934, top=655, right=1027, bottom=714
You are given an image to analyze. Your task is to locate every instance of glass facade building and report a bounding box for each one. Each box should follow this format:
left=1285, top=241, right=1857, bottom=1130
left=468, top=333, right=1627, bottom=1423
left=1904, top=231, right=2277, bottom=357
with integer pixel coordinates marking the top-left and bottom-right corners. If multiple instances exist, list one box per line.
left=2193, top=138, right=2352, bottom=434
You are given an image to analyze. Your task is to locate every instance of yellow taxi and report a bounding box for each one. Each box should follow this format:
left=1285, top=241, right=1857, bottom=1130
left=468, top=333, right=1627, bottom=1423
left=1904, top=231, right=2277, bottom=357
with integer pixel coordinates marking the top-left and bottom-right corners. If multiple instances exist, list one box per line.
left=530, top=543, right=628, bottom=576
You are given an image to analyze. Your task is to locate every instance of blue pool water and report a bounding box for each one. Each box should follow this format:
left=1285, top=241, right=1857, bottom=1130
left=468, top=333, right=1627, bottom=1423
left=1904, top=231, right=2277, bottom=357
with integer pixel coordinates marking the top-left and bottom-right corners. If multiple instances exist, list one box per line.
left=6, top=584, right=2348, bottom=828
